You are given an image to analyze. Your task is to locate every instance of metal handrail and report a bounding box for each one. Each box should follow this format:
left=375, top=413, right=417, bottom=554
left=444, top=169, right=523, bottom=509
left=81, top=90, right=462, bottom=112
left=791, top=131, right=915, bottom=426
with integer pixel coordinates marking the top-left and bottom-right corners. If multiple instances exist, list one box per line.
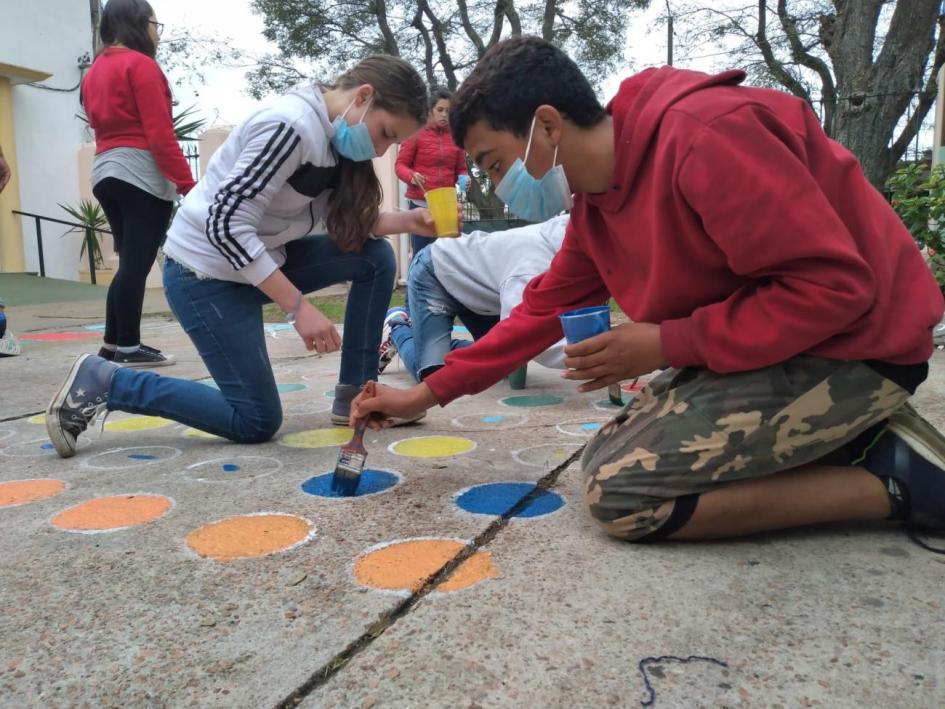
left=12, top=209, right=111, bottom=284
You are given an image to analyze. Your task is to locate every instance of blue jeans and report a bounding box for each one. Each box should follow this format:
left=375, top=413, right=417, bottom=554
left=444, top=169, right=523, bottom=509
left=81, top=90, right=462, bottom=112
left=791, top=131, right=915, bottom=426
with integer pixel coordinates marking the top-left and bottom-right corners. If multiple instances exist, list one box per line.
left=408, top=200, right=436, bottom=259
left=108, top=235, right=396, bottom=443
left=392, top=247, right=499, bottom=381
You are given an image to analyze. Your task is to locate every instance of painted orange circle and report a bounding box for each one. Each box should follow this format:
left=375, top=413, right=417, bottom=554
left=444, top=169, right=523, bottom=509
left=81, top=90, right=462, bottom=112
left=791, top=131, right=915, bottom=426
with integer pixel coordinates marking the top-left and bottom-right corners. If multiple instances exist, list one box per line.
left=186, top=514, right=314, bottom=561
left=52, top=494, right=173, bottom=531
left=0, top=479, right=66, bottom=508
left=354, top=538, right=497, bottom=593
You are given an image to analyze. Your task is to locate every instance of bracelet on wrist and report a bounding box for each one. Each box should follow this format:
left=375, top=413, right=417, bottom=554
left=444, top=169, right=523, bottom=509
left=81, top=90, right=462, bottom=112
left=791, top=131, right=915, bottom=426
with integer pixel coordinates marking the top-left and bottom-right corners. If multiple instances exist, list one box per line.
left=285, top=291, right=304, bottom=324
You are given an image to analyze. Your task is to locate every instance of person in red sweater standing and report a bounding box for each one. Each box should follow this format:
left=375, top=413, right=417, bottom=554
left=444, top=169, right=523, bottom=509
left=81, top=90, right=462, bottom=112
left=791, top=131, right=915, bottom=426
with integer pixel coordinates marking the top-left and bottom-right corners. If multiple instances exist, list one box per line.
left=355, top=36, right=945, bottom=546
left=395, top=87, right=468, bottom=259
left=82, top=0, right=196, bottom=367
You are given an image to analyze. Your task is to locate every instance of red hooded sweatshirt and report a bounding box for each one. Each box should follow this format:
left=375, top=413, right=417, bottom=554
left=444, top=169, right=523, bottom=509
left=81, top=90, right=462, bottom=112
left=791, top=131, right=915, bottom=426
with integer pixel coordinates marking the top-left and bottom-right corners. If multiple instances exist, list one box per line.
left=396, top=123, right=468, bottom=201
left=82, top=47, right=196, bottom=196
left=424, top=67, right=944, bottom=406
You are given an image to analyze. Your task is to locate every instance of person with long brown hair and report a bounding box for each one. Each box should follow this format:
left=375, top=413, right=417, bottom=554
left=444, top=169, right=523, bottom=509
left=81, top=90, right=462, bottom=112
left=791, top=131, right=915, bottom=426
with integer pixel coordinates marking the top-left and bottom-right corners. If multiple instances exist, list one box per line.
left=46, top=55, right=432, bottom=457
left=82, top=0, right=194, bottom=367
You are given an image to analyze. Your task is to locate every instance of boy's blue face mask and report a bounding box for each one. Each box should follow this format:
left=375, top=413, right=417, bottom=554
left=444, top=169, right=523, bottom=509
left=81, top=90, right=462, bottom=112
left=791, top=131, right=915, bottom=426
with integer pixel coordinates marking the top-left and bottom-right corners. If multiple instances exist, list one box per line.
left=331, top=96, right=377, bottom=162
left=495, top=116, right=573, bottom=222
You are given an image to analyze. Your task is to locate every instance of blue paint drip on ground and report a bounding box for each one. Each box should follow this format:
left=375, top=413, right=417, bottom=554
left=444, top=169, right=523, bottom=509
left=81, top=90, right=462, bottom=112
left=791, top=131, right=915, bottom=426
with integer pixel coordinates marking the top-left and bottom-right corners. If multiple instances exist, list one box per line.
left=276, top=383, right=306, bottom=393
left=83, top=323, right=106, bottom=331
left=128, top=453, right=158, bottom=460
left=222, top=463, right=240, bottom=472
left=481, top=415, right=506, bottom=424
left=301, top=469, right=399, bottom=498
left=456, top=482, right=565, bottom=518
left=581, top=422, right=602, bottom=431
left=452, top=325, right=470, bottom=335
left=198, top=379, right=220, bottom=390
left=41, top=442, right=54, bottom=450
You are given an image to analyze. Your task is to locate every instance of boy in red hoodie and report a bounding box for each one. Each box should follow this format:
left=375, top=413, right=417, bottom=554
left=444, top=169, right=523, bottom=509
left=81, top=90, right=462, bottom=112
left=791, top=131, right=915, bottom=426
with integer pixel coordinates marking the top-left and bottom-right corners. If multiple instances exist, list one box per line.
left=354, top=36, right=945, bottom=543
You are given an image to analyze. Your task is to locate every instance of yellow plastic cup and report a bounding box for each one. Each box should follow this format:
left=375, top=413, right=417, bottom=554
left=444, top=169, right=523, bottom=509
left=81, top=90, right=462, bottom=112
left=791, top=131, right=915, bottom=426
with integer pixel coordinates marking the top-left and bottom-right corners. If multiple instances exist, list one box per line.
left=425, top=187, right=459, bottom=237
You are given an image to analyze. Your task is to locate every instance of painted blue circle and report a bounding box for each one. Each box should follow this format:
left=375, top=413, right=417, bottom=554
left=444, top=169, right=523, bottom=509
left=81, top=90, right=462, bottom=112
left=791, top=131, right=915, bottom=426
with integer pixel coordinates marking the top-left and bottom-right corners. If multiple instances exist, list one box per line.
left=481, top=415, right=506, bottom=424
left=455, top=482, right=565, bottom=518
left=301, top=469, right=400, bottom=498
left=265, top=323, right=294, bottom=331
left=198, top=378, right=220, bottom=390
left=127, top=453, right=158, bottom=460
left=581, top=422, right=602, bottom=431
left=222, top=463, right=240, bottom=472
left=277, top=383, right=306, bottom=393
left=41, top=442, right=54, bottom=450
left=83, top=323, right=106, bottom=331
left=452, top=325, right=470, bottom=335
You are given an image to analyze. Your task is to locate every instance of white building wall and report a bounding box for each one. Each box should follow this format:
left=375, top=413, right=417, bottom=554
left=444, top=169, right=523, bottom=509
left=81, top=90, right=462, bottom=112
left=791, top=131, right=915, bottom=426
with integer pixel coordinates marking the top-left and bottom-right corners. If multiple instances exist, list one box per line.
left=1, top=2, right=94, bottom=280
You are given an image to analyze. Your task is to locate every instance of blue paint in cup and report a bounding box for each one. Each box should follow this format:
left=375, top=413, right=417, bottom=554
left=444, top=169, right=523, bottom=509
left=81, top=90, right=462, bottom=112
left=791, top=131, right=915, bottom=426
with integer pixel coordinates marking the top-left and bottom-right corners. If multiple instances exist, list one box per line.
left=559, top=305, right=610, bottom=344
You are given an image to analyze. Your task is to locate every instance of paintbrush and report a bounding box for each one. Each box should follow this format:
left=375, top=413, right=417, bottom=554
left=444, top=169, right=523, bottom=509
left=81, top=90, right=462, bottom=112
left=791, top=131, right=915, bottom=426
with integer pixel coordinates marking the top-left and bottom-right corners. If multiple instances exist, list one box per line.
left=608, top=383, right=624, bottom=406
left=331, top=381, right=377, bottom=496
left=331, top=418, right=368, bottom=496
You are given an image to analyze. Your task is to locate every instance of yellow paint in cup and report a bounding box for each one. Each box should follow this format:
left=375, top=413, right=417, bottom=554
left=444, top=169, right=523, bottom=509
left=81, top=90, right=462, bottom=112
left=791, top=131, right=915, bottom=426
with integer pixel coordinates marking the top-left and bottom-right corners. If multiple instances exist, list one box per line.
left=425, top=187, right=459, bottom=237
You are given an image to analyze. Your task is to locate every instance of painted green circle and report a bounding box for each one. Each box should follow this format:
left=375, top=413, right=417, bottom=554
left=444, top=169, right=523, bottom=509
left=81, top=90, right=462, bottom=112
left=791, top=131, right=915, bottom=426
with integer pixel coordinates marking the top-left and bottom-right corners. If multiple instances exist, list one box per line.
left=501, top=394, right=563, bottom=408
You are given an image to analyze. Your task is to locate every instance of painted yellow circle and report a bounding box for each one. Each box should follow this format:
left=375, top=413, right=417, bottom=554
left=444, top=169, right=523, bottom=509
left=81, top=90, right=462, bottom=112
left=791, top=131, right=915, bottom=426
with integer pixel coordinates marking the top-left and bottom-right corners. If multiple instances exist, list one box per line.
left=28, top=414, right=45, bottom=425
left=52, top=494, right=172, bottom=531
left=390, top=435, right=475, bottom=459
left=354, top=539, right=497, bottom=593
left=104, top=416, right=174, bottom=433
left=186, top=514, right=313, bottom=561
left=281, top=428, right=352, bottom=449
left=184, top=428, right=222, bottom=440
left=0, top=479, right=66, bottom=507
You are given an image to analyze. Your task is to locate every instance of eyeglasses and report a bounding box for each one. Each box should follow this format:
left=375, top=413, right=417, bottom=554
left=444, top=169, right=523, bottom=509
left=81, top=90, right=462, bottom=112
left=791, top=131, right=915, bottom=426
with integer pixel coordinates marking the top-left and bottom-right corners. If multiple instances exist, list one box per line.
left=149, top=20, right=164, bottom=37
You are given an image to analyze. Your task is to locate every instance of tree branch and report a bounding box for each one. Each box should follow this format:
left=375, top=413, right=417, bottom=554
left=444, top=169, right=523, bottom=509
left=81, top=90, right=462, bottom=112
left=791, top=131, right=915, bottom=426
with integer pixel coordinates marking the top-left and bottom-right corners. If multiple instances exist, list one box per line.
left=754, top=0, right=812, bottom=104
left=776, top=0, right=836, bottom=131
left=486, top=0, right=506, bottom=50
left=374, top=0, right=401, bottom=56
left=542, top=0, right=556, bottom=40
left=410, top=9, right=437, bottom=87
left=417, top=0, right=459, bottom=87
left=456, top=0, right=485, bottom=55
left=891, top=14, right=945, bottom=161
left=505, top=0, right=522, bottom=35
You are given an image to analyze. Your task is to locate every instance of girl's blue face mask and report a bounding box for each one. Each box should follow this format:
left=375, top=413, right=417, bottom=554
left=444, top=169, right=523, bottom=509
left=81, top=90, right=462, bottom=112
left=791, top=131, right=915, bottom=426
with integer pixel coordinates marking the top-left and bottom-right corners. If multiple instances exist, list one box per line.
left=331, top=96, right=377, bottom=162
left=495, top=116, right=573, bottom=222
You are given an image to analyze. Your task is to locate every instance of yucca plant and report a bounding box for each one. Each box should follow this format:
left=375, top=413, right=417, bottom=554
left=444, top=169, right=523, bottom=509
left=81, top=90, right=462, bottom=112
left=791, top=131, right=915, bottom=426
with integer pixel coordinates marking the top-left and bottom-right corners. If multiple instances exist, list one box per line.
left=59, top=200, right=109, bottom=268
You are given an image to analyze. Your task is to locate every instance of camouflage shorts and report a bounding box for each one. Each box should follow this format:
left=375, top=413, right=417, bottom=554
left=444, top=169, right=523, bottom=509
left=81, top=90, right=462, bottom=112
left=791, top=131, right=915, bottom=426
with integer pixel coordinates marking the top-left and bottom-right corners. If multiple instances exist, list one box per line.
left=581, top=357, right=911, bottom=541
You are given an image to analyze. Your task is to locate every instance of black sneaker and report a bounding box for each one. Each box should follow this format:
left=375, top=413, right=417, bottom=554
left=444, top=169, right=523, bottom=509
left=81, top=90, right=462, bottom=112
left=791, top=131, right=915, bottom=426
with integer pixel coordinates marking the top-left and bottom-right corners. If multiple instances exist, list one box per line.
left=46, top=354, right=119, bottom=458
left=861, top=403, right=945, bottom=531
left=98, top=344, right=165, bottom=362
left=114, top=345, right=175, bottom=368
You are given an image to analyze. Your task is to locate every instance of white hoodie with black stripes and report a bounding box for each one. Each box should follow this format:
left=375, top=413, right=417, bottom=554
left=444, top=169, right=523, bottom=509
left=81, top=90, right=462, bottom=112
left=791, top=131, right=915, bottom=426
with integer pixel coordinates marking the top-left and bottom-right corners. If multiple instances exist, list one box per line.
left=163, top=85, right=340, bottom=286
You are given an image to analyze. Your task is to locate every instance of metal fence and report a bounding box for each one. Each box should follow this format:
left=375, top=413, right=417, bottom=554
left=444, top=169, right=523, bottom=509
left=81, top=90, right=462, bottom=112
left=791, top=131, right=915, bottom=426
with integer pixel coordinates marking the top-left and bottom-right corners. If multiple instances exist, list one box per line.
left=12, top=210, right=112, bottom=284
left=181, top=142, right=200, bottom=181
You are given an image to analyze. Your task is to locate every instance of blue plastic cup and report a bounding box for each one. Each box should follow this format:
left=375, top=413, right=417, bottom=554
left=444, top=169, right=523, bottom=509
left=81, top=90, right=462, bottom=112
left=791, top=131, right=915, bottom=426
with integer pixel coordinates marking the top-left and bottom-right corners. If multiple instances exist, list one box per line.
left=559, top=305, right=610, bottom=344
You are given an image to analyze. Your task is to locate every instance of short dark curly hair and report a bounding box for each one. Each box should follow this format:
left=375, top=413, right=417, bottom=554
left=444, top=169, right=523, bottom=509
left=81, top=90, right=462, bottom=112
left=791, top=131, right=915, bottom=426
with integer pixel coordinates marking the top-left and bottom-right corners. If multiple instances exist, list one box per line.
left=450, top=36, right=605, bottom=149
left=429, top=86, right=452, bottom=111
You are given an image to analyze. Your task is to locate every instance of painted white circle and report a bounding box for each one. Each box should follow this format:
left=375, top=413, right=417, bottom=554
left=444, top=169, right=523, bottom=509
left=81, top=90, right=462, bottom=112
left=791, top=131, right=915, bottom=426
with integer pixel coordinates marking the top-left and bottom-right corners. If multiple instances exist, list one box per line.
left=450, top=412, right=529, bottom=431
left=512, top=443, right=583, bottom=468
left=555, top=416, right=611, bottom=437
left=81, top=446, right=182, bottom=470
left=282, top=400, right=332, bottom=416
left=183, top=456, right=283, bottom=483
left=0, top=437, right=90, bottom=458
left=0, top=429, right=16, bottom=443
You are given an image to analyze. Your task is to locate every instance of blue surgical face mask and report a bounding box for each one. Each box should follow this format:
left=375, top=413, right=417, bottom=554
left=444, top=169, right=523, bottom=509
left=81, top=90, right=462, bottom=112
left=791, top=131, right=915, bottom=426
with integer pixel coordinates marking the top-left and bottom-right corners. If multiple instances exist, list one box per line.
left=495, top=116, right=573, bottom=222
left=331, top=96, right=377, bottom=162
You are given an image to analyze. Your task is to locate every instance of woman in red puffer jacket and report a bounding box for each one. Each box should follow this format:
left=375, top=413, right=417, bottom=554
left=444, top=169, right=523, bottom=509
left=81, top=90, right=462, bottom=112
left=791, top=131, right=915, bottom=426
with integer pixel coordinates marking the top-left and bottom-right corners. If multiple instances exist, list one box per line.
left=396, top=87, right=469, bottom=258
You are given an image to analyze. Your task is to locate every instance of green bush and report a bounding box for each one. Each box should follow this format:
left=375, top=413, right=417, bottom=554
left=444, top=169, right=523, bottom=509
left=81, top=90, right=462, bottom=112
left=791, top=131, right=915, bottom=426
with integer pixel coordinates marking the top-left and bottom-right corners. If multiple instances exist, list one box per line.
left=887, top=162, right=945, bottom=293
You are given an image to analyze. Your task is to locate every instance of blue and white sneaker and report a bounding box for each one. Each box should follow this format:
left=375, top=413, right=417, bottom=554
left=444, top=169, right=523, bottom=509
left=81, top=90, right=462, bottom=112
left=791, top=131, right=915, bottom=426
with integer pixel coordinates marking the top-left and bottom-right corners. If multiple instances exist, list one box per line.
left=45, top=354, right=119, bottom=458
left=378, top=307, right=409, bottom=374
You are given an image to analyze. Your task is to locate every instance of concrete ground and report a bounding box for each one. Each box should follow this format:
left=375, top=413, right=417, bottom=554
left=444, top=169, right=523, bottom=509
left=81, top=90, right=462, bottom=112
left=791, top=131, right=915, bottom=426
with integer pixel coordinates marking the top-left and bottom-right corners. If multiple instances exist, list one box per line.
left=1, top=298, right=943, bottom=708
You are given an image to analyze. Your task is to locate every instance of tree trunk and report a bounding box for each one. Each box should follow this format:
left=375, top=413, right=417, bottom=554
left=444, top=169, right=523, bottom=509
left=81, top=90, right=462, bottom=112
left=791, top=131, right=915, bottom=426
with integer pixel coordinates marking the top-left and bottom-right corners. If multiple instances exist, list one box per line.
left=824, top=0, right=941, bottom=189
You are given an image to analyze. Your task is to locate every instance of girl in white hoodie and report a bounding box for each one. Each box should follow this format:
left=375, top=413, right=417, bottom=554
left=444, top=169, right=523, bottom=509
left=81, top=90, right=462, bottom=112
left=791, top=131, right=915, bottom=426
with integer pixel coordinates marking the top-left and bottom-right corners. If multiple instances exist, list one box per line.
left=47, top=55, right=435, bottom=456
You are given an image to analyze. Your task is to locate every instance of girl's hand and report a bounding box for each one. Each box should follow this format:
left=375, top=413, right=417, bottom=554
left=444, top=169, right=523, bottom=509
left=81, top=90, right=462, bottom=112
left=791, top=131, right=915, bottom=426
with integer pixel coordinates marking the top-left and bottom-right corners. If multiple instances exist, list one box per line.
left=562, top=323, right=667, bottom=392
left=293, top=300, right=342, bottom=353
left=411, top=172, right=427, bottom=189
left=406, top=207, right=437, bottom=237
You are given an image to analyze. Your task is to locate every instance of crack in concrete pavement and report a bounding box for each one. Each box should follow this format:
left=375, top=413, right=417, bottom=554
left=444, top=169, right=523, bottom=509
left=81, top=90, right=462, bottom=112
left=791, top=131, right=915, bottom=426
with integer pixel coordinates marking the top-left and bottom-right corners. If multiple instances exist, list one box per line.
left=273, top=443, right=588, bottom=709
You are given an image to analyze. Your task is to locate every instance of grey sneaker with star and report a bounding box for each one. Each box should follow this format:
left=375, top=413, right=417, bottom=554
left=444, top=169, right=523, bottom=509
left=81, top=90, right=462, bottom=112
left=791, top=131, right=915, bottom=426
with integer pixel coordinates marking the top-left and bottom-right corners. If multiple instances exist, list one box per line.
left=45, top=354, right=119, bottom=458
